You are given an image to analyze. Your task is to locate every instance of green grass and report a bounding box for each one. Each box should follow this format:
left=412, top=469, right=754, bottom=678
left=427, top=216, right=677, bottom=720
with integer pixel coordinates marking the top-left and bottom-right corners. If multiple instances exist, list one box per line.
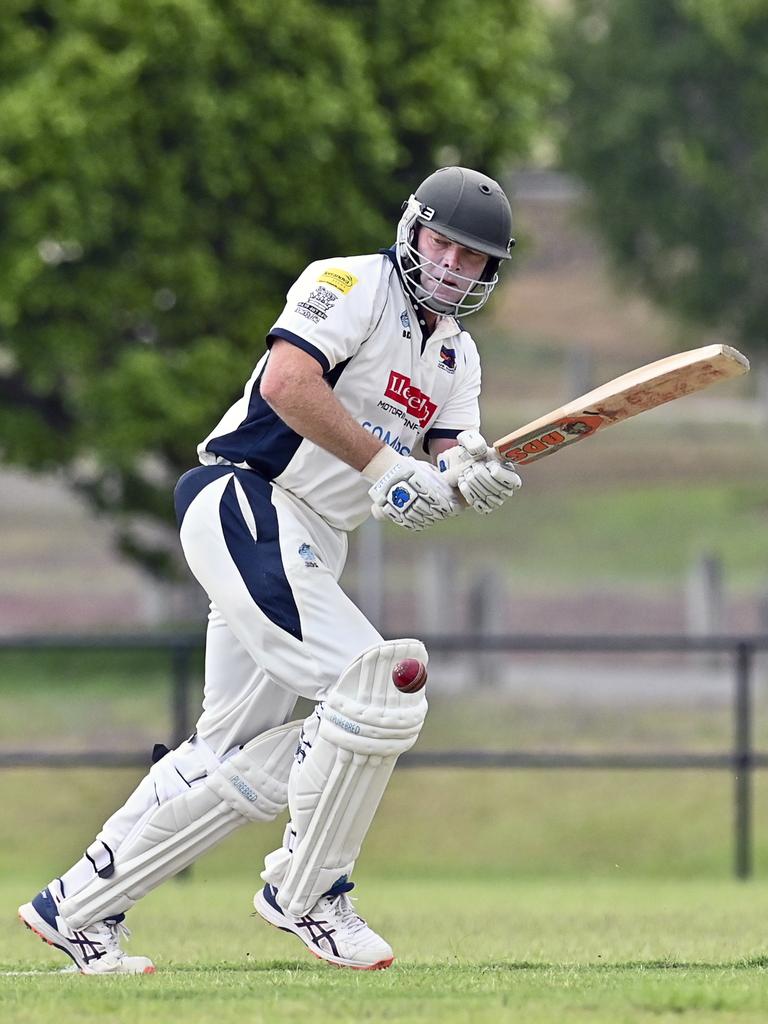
left=4, top=638, right=768, bottom=1021
left=5, top=764, right=768, bottom=1021
left=0, top=767, right=758, bottom=880
left=379, top=410, right=768, bottom=590
left=393, top=478, right=768, bottom=589
left=3, top=878, right=768, bottom=1023
left=0, top=651, right=177, bottom=748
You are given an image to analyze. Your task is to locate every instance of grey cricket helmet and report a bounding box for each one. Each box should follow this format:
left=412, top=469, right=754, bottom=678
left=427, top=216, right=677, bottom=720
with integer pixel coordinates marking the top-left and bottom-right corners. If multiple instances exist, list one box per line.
left=413, top=166, right=515, bottom=261
left=395, top=166, right=515, bottom=317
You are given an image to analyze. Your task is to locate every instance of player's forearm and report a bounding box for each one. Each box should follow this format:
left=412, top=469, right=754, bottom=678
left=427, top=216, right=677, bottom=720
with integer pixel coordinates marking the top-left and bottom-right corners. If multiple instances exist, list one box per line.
left=428, top=436, right=460, bottom=463
left=262, top=370, right=384, bottom=473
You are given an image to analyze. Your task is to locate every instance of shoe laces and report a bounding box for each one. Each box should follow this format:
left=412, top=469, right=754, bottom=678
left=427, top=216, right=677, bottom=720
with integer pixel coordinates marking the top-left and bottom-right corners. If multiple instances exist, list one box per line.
left=90, top=917, right=131, bottom=955
left=324, top=892, right=367, bottom=935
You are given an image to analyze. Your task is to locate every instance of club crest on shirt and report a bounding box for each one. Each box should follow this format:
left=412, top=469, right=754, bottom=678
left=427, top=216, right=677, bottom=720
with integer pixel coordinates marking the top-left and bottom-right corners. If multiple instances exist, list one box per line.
left=294, top=284, right=339, bottom=323
left=298, top=543, right=320, bottom=568
left=400, top=310, right=411, bottom=339
left=295, top=285, right=338, bottom=324
left=438, top=345, right=457, bottom=373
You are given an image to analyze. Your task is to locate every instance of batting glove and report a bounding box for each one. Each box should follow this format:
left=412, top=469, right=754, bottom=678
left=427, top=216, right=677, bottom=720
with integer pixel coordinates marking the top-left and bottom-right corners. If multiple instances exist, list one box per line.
left=437, top=430, right=521, bottom=515
left=456, top=455, right=521, bottom=514
left=364, top=449, right=462, bottom=531
left=435, top=429, right=488, bottom=483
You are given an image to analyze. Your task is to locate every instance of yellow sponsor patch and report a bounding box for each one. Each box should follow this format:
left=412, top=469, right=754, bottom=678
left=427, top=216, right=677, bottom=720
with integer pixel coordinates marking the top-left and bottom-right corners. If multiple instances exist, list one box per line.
left=317, top=268, right=358, bottom=294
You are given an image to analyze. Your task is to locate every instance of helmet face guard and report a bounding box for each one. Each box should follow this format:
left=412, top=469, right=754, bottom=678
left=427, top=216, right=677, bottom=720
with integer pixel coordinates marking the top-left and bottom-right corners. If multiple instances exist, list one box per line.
left=396, top=197, right=497, bottom=316
left=395, top=167, right=514, bottom=318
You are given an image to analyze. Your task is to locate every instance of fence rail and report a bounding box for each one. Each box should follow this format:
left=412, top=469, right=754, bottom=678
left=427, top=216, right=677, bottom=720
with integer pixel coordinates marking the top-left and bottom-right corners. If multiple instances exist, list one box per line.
left=2, top=632, right=766, bottom=878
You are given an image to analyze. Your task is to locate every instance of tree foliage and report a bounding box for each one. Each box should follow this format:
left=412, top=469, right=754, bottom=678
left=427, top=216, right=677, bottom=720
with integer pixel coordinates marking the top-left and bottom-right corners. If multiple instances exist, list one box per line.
left=554, top=0, right=768, bottom=351
left=0, top=0, right=553, bottom=573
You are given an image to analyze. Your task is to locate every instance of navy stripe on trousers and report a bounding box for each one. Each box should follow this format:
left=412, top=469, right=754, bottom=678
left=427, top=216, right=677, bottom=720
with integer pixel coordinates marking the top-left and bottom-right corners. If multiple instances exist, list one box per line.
left=174, top=466, right=302, bottom=641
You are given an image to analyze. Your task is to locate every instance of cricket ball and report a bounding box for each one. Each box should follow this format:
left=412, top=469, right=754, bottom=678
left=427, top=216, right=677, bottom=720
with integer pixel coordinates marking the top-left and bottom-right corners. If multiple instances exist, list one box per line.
left=392, top=658, right=428, bottom=693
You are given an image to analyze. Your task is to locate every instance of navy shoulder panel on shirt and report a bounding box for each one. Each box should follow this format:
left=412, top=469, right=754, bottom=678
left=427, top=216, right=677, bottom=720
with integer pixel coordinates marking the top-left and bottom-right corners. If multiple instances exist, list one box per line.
left=204, top=356, right=352, bottom=479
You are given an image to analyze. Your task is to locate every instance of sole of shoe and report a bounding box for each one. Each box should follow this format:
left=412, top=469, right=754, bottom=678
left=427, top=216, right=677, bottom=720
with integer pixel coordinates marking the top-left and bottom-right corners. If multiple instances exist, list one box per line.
left=18, top=904, right=155, bottom=975
left=19, top=905, right=80, bottom=968
left=253, top=891, right=394, bottom=971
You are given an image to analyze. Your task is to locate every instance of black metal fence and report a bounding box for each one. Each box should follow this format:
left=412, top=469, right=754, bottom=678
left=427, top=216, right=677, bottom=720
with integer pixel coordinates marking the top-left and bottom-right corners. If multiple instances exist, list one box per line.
left=1, top=633, right=766, bottom=878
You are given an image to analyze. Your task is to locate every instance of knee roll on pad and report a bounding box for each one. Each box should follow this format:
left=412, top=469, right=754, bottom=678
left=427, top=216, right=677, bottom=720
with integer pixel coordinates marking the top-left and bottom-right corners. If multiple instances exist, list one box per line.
left=60, top=720, right=302, bottom=929
left=263, top=639, right=428, bottom=916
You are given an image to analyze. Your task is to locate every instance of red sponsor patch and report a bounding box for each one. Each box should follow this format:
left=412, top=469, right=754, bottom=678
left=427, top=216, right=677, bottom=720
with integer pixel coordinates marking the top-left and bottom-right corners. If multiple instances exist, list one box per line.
left=384, top=371, right=437, bottom=428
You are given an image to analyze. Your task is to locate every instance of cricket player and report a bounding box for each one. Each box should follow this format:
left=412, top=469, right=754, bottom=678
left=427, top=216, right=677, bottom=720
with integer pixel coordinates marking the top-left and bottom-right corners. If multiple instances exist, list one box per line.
left=19, top=166, right=521, bottom=973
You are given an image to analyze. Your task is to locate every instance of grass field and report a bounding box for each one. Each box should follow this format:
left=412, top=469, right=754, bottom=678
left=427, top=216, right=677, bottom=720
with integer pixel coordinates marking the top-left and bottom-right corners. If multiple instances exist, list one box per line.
left=5, top=620, right=768, bottom=1020
left=389, top=419, right=768, bottom=591
left=4, top=766, right=768, bottom=1021
left=4, top=877, right=768, bottom=1024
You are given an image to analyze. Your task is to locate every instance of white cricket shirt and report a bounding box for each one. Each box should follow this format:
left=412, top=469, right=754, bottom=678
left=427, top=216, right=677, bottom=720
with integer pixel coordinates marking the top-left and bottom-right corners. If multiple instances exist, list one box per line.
left=198, top=250, right=482, bottom=531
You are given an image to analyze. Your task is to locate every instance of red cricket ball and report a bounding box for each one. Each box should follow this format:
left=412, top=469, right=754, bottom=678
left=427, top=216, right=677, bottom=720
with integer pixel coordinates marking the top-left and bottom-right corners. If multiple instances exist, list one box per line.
left=392, top=658, right=428, bottom=693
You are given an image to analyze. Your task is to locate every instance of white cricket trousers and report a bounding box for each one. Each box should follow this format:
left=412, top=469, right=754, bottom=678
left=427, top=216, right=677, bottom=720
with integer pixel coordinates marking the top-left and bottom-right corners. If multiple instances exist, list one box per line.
left=175, top=464, right=383, bottom=756
left=56, top=465, right=385, bottom=906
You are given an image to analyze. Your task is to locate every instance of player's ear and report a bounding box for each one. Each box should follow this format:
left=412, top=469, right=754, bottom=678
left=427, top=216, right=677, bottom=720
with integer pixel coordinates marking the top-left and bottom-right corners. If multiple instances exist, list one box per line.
left=480, top=258, right=499, bottom=282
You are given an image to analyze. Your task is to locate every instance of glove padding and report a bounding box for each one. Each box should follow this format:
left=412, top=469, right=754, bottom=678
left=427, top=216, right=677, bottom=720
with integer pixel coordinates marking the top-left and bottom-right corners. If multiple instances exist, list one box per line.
left=457, top=455, right=521, bottom=514
left=368, top=456, right=462, bottom=531
left=441, top=430, right=521, bottom=515
left=436, top=429, right=488, bottom=483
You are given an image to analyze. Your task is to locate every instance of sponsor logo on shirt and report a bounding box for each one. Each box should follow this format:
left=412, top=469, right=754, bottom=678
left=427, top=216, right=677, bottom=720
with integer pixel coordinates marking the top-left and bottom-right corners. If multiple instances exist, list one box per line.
left=438, top=345, right=456, bottom=373
left=361, top=421, right=412, bottom=456
left=384, top=370, right=437, bottom=428
left=317, top=268, right=358, bottom=294
left=295, top=285, right=338, bottom=324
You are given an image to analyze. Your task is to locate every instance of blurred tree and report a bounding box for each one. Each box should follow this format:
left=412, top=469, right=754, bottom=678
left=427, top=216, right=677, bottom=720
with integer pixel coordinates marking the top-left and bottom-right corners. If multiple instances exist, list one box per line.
left=0, top=0, right=553, bottom=575
left=554, top=0, right=768, bottom=352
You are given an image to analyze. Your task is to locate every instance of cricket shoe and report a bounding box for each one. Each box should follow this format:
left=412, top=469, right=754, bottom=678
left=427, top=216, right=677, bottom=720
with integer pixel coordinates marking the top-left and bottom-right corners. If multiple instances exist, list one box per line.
left=253, top=878, right=394, bottom=970
left=18, top=879, right=155, bottom=975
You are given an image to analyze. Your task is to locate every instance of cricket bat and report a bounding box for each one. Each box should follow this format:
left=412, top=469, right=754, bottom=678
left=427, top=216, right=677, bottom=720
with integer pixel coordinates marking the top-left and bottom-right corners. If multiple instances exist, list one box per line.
left=440, top=344, right=749, bottom=478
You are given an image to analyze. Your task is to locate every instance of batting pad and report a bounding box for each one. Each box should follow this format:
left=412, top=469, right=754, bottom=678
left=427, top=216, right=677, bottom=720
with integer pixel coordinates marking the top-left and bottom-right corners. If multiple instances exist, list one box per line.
left=263, top=639, right=428, bottom=917
left=60, top=720, right=301, bottom=930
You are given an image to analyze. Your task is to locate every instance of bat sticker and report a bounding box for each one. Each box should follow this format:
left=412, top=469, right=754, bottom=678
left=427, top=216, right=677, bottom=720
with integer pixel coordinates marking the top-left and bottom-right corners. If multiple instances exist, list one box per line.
left=499, top=414, right=605, bottom=463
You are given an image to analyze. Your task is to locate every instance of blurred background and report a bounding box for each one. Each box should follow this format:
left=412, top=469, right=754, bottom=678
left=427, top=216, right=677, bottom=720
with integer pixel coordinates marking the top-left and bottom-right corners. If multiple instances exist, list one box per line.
left=2, top=0, right=768, bottom=888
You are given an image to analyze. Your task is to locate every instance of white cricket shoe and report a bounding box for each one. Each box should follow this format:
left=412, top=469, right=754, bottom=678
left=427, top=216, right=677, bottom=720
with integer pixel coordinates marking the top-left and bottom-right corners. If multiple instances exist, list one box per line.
left=254, top=879, right=394, bottom=970
left=18, top=879, right=155, bottom=975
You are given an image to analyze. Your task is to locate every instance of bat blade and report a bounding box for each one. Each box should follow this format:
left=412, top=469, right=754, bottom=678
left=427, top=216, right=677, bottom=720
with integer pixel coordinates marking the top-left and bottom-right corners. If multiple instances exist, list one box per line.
left=494, top=344, right=749, bottom=465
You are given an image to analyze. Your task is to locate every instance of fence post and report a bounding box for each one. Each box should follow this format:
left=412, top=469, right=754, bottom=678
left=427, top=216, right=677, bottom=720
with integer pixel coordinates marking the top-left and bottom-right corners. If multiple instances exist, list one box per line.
left=733, top=641, right=753, bottom=880
left=169, top=643, right=195, bottom=881
left=422, top=546, right=457, bottom=635
left=170, top=644, right=193, bottom=747
left=356, top=517, right=385, bottom=629
left=466, top=569, right=507, bottom=686
left=756, top=358, right=768, bottom=426
left=686, top=554, right=724, bottom=636
left=565, top=347, right=593, bottom=400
